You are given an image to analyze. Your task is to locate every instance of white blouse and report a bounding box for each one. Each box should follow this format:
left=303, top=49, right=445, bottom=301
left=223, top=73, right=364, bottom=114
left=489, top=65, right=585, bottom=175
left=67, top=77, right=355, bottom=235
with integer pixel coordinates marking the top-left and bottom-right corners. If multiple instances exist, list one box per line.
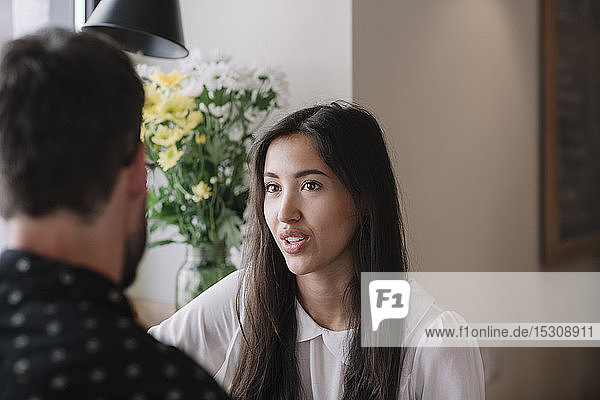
left=149, top=271, right=485, bottom=399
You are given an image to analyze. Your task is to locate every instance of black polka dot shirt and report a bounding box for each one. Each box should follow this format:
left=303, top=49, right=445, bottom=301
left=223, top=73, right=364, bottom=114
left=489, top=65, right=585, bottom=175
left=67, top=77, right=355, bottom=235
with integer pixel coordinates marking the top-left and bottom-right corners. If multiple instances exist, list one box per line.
left=0, top=250, right=229, bottom=400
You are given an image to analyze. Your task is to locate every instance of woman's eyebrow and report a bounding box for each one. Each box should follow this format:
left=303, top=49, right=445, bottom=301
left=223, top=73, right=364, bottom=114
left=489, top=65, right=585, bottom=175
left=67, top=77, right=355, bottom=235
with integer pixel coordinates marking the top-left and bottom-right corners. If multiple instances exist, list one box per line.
left=264, top=169, right=328, bottom=179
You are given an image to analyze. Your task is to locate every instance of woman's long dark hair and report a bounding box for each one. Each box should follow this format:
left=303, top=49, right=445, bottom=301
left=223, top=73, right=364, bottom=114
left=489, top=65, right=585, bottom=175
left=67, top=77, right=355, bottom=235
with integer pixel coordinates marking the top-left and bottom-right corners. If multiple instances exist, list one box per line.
left=230, top=102, right=408, bottom=400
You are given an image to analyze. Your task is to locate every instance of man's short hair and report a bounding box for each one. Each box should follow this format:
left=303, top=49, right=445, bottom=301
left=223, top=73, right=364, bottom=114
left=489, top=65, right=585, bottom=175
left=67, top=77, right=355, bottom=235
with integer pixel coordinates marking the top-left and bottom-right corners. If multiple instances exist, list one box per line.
left=0, top=28, right=144, bottom=218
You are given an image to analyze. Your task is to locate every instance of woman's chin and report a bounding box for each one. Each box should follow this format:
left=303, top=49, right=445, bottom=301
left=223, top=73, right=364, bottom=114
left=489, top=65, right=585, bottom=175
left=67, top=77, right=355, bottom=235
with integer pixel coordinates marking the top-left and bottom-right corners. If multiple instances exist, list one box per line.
left=285, top=259, right=315, bottom=277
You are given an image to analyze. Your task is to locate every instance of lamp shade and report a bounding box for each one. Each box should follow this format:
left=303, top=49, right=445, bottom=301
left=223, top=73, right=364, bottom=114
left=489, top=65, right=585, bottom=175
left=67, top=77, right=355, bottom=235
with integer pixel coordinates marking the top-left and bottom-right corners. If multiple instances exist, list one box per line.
left=82, top=0, right=188, bottom=59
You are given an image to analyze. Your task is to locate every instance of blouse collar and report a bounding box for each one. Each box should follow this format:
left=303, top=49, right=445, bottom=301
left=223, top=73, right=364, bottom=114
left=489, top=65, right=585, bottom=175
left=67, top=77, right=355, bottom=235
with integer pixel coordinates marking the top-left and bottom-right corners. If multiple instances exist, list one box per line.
left=294, top=279, right=436, bottom=365
left=295, top=299, right=353, bottom=365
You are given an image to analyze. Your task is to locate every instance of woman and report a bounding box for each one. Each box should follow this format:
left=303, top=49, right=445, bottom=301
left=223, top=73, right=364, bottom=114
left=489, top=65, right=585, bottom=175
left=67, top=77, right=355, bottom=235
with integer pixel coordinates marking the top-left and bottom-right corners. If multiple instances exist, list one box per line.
left=149, top=102, right=484, bottom=399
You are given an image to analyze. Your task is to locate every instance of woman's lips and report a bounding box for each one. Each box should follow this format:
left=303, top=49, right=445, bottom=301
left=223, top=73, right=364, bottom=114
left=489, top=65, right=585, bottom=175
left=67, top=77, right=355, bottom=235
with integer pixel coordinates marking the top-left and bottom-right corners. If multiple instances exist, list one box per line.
left=279, top=231, right=309, bottom=255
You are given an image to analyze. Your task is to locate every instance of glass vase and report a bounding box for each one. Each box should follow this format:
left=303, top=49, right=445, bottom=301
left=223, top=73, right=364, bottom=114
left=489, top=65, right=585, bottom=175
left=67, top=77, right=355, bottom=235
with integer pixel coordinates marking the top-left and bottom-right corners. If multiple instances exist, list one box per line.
left=175, top=242, right=236, bottom=309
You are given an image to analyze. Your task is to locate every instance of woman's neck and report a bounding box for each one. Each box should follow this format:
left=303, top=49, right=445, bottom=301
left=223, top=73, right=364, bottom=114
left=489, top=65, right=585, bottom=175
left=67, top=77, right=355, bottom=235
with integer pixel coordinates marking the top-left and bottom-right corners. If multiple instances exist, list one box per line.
left=296, top=265, right=354, bottom=331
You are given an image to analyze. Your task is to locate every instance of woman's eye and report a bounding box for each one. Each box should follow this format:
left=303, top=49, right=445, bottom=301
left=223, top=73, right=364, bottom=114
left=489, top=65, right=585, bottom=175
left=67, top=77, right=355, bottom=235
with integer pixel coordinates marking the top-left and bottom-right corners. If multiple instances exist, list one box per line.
left=264, top=183, right=280, bottom=193
left=301, top=181, right=321, bottom=191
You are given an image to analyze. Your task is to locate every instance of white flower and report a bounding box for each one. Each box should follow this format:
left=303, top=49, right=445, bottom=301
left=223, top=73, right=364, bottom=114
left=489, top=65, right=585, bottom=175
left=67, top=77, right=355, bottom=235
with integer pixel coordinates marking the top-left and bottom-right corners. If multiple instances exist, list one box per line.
left=179, top=76, right=205, bottom=97
left=209, top=176, right=218, bottom=184
left=228, top=125, right=244, bottom=141
left=255, top=65, right=289, bottom=98
left=244, top=108, right=267, bottom=127
left=208, top=103, right=231, bottom=118
left=194, top=61, right=237, bottom=92
left=206, top=48, right=232, bottom=64
left=135, top=63, right=159, bottom=79
left=179, top=48, right=204, bottom=73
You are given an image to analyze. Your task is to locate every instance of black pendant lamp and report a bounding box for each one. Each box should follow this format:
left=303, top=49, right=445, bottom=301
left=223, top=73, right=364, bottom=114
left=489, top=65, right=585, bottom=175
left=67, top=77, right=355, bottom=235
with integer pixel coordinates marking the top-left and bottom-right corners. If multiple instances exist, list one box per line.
left=82, top=0, right=188, bottom=59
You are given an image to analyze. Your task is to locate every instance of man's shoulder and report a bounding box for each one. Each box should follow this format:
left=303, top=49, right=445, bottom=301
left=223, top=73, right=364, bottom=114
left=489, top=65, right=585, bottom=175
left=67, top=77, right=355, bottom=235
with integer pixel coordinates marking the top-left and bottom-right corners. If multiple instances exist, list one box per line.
left=1, top=299, right=229, bottom=399
left=108, top=323, right=229, bottom=398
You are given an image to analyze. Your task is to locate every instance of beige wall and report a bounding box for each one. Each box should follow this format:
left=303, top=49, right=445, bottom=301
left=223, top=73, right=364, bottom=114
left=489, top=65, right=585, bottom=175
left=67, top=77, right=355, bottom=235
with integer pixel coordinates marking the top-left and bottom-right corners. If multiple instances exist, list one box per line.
left=353, top=0, right=539, bottom=273
left=353, top=0, right=599, bottom=398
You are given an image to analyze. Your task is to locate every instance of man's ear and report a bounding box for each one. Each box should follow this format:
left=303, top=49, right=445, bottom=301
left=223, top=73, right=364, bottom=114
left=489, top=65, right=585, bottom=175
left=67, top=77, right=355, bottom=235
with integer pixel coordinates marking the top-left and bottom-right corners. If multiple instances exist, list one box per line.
left=125, top=142, right=147, bottom=197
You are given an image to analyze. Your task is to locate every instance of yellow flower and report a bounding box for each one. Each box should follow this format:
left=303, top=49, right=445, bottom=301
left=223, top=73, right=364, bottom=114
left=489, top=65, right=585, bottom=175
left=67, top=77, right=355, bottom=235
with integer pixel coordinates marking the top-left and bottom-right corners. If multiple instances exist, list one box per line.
left=191, top=181, right=212, bottom=202
left=140, top=124, right=151, bottom=143
left=150, top=69, right=186, bottom=88
left=183, top=111, right=204, bottom=131
left=142, top=84, right=163, bottom=118
left=159, top=92, right=196, bottom=120
left=195, top=133, right=208, bottom=145
left=151, top=125, right=184, bottom=147
left=157, top=146, right=183, bottom=171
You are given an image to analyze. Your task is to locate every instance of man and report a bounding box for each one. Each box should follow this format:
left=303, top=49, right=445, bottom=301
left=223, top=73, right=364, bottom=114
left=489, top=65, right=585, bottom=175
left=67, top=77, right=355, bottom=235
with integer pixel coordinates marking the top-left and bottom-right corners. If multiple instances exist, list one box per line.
left=0, top=28, right=228, bottom=399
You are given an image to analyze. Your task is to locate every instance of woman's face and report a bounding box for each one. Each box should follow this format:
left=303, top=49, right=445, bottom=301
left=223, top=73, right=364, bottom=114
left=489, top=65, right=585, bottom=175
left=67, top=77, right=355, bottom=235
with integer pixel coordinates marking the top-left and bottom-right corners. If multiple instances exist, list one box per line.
left=263, top=133, right=358, bottom=278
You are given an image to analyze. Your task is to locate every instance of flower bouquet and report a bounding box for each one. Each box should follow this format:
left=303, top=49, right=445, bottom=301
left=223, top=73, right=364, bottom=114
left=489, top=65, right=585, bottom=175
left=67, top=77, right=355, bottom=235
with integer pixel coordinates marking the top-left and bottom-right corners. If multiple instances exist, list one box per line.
left=137, top=51, right=287, bottom=306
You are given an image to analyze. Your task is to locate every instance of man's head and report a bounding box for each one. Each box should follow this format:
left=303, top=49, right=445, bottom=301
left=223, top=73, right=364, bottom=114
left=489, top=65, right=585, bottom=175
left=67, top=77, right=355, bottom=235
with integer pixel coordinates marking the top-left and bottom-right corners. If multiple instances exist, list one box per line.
left=0, top=28, right=147, bottom=286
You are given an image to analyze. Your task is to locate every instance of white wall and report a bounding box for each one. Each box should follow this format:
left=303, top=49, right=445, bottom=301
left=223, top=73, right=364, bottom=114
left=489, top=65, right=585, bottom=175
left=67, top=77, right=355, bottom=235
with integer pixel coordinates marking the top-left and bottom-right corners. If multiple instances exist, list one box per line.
left=128, top=0, right=353, bottom=302
left=0, top=0, right=11, bottom=41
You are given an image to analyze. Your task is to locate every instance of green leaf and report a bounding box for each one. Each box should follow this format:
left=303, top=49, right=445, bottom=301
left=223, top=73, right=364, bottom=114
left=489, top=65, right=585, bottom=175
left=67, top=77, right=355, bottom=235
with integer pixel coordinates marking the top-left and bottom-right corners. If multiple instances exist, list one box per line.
left=205, top=135, right=228, bottom=166
left=216, top=207, right=243, bottom=249
left=146, top=190, right=161, bottom=209
left=146, top=239, right=182, bottom=249
left=197, top=87, right=210, bottom=105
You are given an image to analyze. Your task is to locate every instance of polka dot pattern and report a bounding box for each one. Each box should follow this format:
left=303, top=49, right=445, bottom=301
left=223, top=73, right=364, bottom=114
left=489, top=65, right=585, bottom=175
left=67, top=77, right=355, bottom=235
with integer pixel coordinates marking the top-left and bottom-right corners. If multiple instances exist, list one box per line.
left=107, top=290, right=123, bottom=304
left=10, top=312, right=26, bottom=326
left=7, top=289, right=23, bottom=305
left=45, top=320, right=62, bottom=336
left=43, top=303, right=59, bottom=315
left=163, top=364, right=178, bottom=378
left=13, top=334, right=30, bottom=349
left=125, top=363, right=142, bottom=379
left=123, top=337, right=138, bottom=351
left=116, top=317, right=131, bottom=328
left=1, top=249, right=228, bottom=399
left=83, top=317, right=99, bottom=330
left=13, top=358, right=31, bottom=374
left=49, top=347, right=66, bottom=363
left=77, top=300, right=91, bottom=311
left=50, top=374, right=68, bottom=390
left=85, top=338, right=102, bottom=353
left=166, top=388, right=183, bottom=400
left=89, top=367, right=107, bottom=383
left=59, top=271, right=75, bottom=286
left=16, top=258, right=31, bottom=272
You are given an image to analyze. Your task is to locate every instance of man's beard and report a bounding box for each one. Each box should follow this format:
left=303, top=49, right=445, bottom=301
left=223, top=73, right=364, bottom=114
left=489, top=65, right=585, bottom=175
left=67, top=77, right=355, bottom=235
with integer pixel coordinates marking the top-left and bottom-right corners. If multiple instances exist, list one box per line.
left=119, top=207, right=147, bottom=289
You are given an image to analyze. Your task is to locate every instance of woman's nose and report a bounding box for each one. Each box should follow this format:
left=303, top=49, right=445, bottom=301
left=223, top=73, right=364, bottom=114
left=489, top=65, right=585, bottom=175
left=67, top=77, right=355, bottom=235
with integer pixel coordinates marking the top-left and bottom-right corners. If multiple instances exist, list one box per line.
left=277, top=191, right=301, bottom=223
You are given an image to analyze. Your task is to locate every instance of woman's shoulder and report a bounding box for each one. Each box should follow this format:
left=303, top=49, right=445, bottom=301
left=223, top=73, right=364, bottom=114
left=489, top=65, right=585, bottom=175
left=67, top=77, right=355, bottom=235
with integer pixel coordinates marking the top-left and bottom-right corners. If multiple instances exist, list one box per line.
left=402, top=279, right=474, bottom=346
left=406, top=308, right=485, bottom=399
left=400, top=281, right=485, bottom=399
left=147, top=269, right=245, bottom=374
